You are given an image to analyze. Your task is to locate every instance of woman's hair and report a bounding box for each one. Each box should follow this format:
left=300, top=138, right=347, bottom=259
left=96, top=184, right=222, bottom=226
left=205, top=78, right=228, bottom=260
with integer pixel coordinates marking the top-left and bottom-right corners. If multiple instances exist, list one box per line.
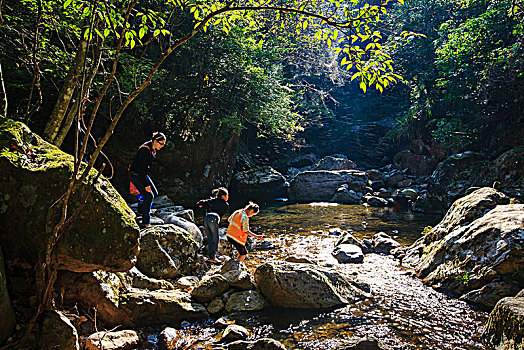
left=244, top=201, right=259, bottom=214
left=212, top=187, right=229, bottom=198
left=152, top=131, right=166, bottom=142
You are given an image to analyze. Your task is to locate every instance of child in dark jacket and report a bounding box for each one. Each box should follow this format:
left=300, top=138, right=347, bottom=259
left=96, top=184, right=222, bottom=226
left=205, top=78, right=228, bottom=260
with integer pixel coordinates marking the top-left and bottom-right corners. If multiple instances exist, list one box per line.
left=196, top=187, right=229, bottom=264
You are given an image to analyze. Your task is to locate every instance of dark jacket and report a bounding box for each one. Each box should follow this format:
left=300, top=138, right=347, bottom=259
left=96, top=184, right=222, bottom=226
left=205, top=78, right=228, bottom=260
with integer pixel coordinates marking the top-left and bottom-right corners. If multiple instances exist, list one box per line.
left=196, top=197, right=229, bottom=218
left=129, top=141, right=156, bottom=181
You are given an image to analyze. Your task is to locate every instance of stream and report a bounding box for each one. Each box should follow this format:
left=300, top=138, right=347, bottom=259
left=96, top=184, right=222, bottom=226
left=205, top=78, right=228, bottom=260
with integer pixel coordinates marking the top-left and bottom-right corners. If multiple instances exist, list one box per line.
left=146, top=203, right=488, bottom=350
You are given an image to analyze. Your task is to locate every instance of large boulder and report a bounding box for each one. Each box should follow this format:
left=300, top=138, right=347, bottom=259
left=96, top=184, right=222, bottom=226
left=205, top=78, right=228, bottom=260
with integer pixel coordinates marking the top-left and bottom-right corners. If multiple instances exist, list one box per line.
left=392, top=150, right=438, bottom=176
left=288, top=153, right=317, bottom=169
left=315, top=156, right=357, bottom=171
left=37, top=311, right=79, bottom=350
left=161, top=215, right=203, bottom=246
left=0, top=244, right=15, bottom=344
left=288, top=170, right=367, bottom=203
left=191, top=275, right=229, bottom=303
left=484, top=295, right=524, bottom=350
left=231, top=166, right=287, bottom=201
left=136, top=224, right=201, bottom=279
left=56, top=270, right=208, bottom=328
left=254, top=261, right=370, bottom=308
left=403, top=188, right=523, bottom=308
left=85, top=330, right=139, bottom=350
left=0, top=121, right=139, bottom=272
left=224, top=290, right=267, bottom=313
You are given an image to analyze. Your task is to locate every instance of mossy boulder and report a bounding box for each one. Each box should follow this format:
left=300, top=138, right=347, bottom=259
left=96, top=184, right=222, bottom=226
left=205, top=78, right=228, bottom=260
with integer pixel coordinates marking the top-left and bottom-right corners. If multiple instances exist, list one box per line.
left=403, top=188, right=523, bottom=308
left=0, top=121, right=139, bottom=272
left=254, top=261, right=370, bottom=308
left=0, top=244, right=16, bottom=344
left=484, top=295, right=524, bottom=349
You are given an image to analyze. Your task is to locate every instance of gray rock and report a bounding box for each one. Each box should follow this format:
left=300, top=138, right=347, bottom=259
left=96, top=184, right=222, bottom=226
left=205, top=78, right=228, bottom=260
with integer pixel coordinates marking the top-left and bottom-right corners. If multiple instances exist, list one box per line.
left=158, top=327, right=181, bottom=350
left=225, top=290, right=267, bottom=313
left=403, top=188, right=522, bottom=307
left=370, top=232, right=401, bottom=254
left=137, top=224, right=200, bottom=279
left=285, top=256, right=317, bottom=264
left=85, top=330, right=139, bottom=350
left=289, top=170, right=367, bottom=203
left=384, top=170, right=404, bottom=187
left=152, top=195, right=176, bottom=209
left=316, top=156, right=357, bottom=171
left=460, top=280, right=522, bottom=309
left=191, top=275, right=230, bottom=303
left=335, top=230, right=368, bottom=253
left=231, top=166, right=287, bottom=201
left=332, top=244, right=364, bottom=263
left=221, top=325, right=249, bottom=342
left=254, top=261, right=370, bottom=308
left=288, top=153, right=317, bottom=168
left=366, top=169, right=383, bottom=181
left=223, top=269, right=255, bottom=290
left=123, top=267, right=175, bottom=290
left=331, top=187, right=361, bottom=204
left=162, top=216, right=203, bottom=246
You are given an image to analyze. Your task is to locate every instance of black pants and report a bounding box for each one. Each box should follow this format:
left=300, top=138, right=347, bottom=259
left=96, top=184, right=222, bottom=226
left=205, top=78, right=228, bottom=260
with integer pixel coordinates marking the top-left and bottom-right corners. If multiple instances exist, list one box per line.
left=203, top=213, right=220, bottom=259
left=129, top=172, right=158, bottom=225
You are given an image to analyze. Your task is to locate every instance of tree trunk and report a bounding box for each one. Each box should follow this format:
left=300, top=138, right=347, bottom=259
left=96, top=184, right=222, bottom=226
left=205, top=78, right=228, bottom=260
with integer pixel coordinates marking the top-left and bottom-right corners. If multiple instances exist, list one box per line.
left=54, top=45, right=102, bottom=147
left=43, top=40, right=88, bottom=143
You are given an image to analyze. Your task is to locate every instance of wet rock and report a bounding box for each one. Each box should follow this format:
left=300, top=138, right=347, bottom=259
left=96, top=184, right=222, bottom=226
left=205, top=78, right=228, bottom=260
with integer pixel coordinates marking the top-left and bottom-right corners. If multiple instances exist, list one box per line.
left=400, top=188, right=418, bottom=200
left=85, top=330, right=138, bottom=350
left=254, top=261, right=370, bottom=308
left=56, top=271, right=208, bottom=328
left=315, top=156, right=357, bottom=171
left=225, top=290, right=267, bottom=313
left=137, top=224, right=201, bottom=279
left=331, top=187, right=361, bottom=204
left=154, top=208, right=195, bottom=224
left=403, top=188, right=522, bottom=308
left=223, top=269, right=255, bottom=290
left=231, top=166, right=287, bottom=201
left=221, top=325, right=249, bottom=342
left=369, top=180, right=386, bottom=191
left=370, top=232, right=401, bottom=255
left=38, top=310, right=79, bottom=350
left=191, top=275, right=230, bottom=303
left=224, top=338, right=287, bottom=350
left=288, top=153, right=317, bottom=168
left=152, top=195, right=176, bottom=209
left=484, top=295, right=524, bottom=350
left=397, top=179, right=413, bottom=188
left=0, top=121, right=139, bottom=273
left=365, top=196, right=388, bottom=207
left=158, top=327, right=184, bottom=350
left=289, top=170, right=367, bottom=203
left=0, top=244, right=15, bottom=344
left=332, top=244, right=364, bottom=263
left=123, top=267, right=174, bottom=290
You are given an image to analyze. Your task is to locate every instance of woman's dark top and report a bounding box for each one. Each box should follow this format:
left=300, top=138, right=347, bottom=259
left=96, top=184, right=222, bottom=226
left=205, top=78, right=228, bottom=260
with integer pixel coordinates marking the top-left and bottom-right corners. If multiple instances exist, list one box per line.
left=196, top=197, right=229, bottom=218
left=129, top=141, right=155, bottom=178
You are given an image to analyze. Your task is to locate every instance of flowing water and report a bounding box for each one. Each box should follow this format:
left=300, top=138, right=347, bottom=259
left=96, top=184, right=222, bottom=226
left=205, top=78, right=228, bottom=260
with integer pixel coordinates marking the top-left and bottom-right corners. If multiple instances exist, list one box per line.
left=147, top=203, right=489, bottom=350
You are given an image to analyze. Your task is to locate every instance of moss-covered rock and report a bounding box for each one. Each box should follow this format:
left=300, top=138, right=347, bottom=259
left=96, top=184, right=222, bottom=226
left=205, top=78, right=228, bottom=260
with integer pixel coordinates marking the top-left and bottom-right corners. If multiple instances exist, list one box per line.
left=484, top=295, right=524, bottom=349
left=403, top=188, right=524, bottom=308
left=0, top=121, right=139, bottom=272
left=0, top=243, right=15, bottom=344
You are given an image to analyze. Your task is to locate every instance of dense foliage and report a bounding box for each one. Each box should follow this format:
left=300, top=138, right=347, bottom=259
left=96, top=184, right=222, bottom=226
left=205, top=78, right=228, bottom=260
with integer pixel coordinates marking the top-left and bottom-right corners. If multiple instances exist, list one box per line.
left=383, top=0, right=524, bottom=151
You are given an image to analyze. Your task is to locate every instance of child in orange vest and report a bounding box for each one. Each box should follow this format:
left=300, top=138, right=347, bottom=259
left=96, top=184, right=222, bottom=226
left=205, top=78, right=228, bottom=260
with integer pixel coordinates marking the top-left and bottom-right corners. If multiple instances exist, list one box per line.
left=226, top=202, right=264, bottom=262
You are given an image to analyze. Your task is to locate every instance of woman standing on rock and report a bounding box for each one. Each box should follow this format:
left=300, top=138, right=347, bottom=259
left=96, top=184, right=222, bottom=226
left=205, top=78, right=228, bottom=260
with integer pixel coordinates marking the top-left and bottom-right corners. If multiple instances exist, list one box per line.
left=196, top=187, right=229, bottom=264
left=129, top=132, right=166, bottom=228
left=227, top=201, right=264, bottom=262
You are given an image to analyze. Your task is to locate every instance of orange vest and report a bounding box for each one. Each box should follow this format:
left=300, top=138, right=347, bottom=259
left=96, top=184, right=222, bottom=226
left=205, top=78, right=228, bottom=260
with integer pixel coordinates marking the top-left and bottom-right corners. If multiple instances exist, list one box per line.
left=227, top=209, right=247, bottom=245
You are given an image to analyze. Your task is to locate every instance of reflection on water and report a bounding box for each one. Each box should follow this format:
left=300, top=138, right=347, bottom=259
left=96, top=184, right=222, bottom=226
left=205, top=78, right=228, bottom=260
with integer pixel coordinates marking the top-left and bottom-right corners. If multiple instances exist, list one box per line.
left=162, top=204, right=488, bottom=350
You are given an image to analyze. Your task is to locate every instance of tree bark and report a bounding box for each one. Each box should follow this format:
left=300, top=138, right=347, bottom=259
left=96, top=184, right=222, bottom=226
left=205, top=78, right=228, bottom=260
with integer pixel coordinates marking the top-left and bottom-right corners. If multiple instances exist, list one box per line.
left=43, top=40, right=88, bottom=143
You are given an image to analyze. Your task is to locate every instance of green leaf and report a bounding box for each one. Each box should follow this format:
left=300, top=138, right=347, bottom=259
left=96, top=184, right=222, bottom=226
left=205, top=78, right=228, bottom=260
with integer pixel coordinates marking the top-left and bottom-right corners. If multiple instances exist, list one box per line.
left=63, top=0, right=73, bottom=9
left=139, top=26, right=146, bottom=39
left=154, top=29, right=160, bottom=37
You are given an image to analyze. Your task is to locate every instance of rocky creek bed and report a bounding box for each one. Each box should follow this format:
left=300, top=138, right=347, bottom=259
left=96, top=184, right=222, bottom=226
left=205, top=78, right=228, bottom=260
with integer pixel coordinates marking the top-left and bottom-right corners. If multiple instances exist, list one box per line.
left=130, top=203, right=489, bottom=350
